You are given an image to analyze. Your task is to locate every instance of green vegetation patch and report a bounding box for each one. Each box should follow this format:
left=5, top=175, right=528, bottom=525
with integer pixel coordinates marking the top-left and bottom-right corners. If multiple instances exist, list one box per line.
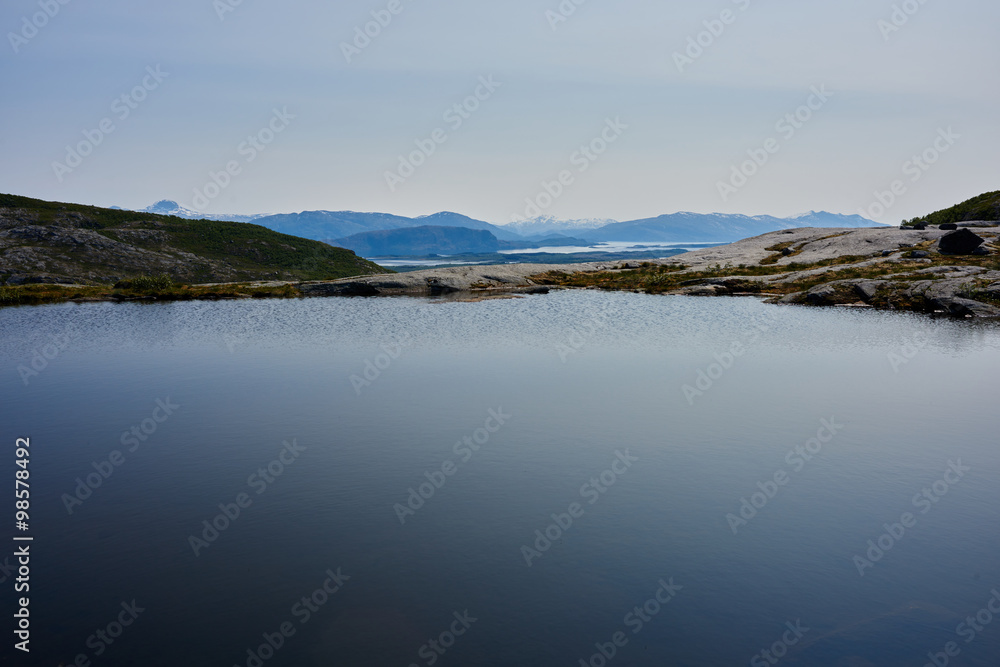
left=904, top=190, right=1000, bottom=226
left=114, top=274, right=175, bottom=290
left=761, top=242, right=805, bottom=265
left=0, top=192, right=391, bottom=283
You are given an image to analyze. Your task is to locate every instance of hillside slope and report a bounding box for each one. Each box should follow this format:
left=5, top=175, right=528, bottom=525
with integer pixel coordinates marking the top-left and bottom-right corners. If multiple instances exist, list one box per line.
left=905, top=191, right=1000, bottom=226
left=0, top=194, right=388, bottom=286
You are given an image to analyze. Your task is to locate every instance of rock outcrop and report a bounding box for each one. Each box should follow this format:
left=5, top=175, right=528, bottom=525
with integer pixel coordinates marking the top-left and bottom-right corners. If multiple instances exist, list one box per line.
left=298, top=263, right=571, bottom=297
left=938, top=229, right=984, bottom=255
left=291, top=226, right=1000, bottom=318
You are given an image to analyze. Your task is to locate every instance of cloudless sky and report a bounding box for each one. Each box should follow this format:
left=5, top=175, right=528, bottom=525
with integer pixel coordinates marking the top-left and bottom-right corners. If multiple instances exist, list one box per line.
left=1, top=0, right=997, bottom=223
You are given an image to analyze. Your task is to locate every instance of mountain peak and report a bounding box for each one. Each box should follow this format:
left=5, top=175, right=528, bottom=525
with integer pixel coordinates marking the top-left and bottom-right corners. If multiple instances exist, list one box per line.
left=134, top=200, right=265, bottom=224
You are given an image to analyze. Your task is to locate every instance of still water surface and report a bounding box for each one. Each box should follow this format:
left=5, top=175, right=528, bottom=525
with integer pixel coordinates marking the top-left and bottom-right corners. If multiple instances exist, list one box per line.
left=2, top=291, right=999, bottom=666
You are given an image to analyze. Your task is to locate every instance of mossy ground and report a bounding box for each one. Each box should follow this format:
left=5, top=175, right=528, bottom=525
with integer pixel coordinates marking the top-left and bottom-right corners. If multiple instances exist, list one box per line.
left=532, top=252, right=1000, bottom=306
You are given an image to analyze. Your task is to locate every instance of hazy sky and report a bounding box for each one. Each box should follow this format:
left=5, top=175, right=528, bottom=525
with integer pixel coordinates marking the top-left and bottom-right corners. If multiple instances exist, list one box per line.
left=2, top=0, right=997, bottom=224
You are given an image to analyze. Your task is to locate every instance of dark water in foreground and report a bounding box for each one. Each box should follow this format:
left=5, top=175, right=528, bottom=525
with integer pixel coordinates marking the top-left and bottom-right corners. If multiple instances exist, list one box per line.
left=1, top=291, right=999, bottom=666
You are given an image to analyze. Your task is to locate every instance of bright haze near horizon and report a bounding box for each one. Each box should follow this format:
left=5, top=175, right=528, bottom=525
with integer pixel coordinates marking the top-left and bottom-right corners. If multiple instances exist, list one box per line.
left=1, top=0, right=997, bottom=225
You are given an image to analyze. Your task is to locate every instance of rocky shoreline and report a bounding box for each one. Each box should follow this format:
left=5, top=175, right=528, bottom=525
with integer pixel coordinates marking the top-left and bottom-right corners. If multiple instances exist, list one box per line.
left=6, top=224, right=1000, bottom=319
left=654, top=224, right=1000, bottom=318
left=293, top=224, right=1000, bottom=318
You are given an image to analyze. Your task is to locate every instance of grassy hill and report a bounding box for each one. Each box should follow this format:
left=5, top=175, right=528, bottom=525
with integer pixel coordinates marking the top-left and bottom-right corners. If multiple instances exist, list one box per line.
left=0, top=193, right=389, bottom=286
left=904, top=190, right=1000, bottom=226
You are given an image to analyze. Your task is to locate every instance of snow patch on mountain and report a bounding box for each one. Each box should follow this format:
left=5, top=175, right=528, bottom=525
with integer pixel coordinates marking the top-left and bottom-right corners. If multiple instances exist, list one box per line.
left=126, top=200, right=268, bottom=224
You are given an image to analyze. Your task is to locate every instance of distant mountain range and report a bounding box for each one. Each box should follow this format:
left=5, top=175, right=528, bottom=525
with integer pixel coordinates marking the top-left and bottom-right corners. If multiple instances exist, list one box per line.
left=255, top=210, right=524, bottom=242
left=502, top=215, right=617, bottom=238
left=583, top=211, right=880, bottom=243
left=124, top=201, right=885, bottom=253
left=332, top=226, right=500, bottom=256
left=121, top=200, right=268, bottom=224
left=328, top=226, right=594, bottom=256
